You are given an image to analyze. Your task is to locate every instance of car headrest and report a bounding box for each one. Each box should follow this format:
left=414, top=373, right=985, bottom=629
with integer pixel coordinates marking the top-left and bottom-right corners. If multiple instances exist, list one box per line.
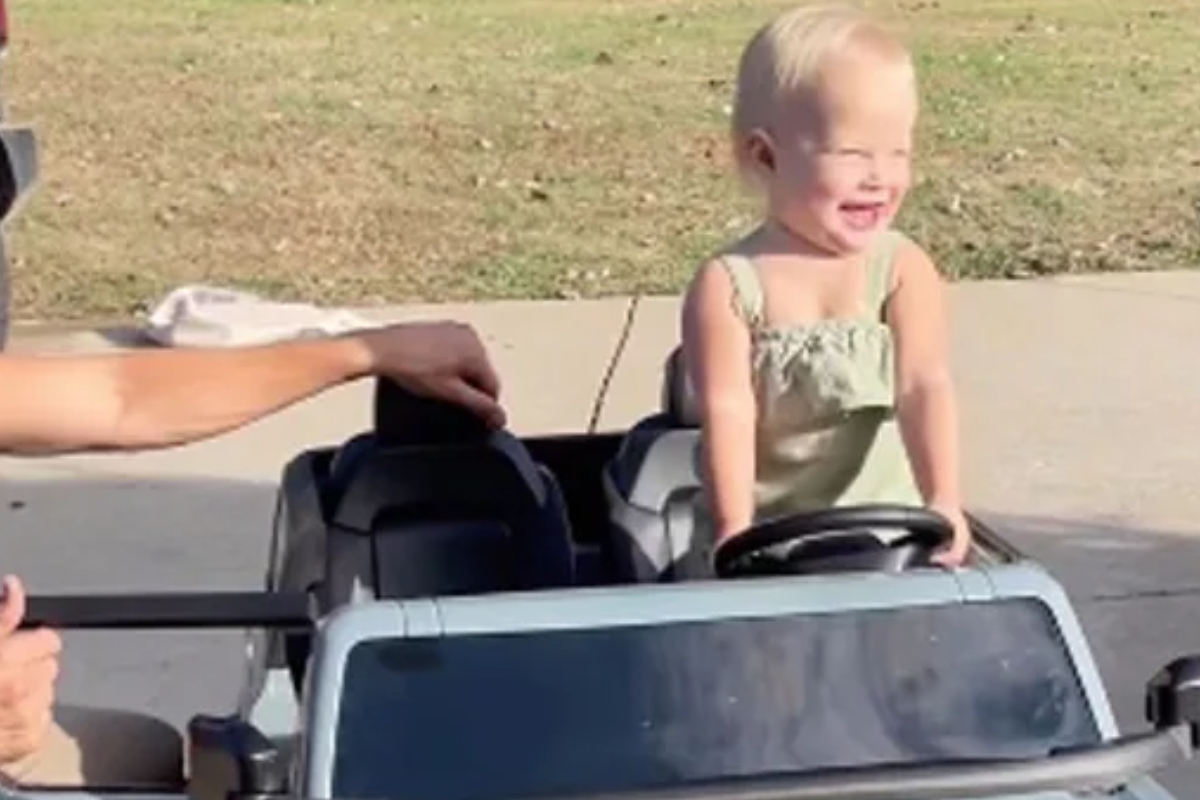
left=660, top=346, right=700, bottom=427
left=373, top=379, right=492, bottom=446
left=0, top=128, right=38, bottom=224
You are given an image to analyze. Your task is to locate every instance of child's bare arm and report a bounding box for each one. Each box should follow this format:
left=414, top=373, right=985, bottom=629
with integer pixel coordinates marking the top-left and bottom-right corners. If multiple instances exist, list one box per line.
left=884, top=239, right=969, bottom=558
left=681, top=261, right=758, bottom=542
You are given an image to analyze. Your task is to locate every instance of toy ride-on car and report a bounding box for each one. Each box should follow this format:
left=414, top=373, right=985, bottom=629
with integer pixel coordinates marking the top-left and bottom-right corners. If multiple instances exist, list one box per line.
left=11, top=350, right=1200, bottom=800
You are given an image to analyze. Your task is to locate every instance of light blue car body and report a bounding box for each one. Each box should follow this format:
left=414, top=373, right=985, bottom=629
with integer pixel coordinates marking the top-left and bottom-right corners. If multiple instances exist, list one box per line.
left=245, top=555, right=1176, bottom=800
left=0, top=542, right=1183, bottom=800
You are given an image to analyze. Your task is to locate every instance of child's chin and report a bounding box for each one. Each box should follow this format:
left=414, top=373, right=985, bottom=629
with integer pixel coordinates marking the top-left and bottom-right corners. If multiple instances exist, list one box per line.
left=824, top=226, right=885, bottom=254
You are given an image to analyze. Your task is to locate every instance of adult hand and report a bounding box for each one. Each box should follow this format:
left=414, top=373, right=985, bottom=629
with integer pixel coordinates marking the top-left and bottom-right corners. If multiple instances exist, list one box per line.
left=355, top=321, right=506, bottom=429
left=0, top=576, right=60, bottom=768
left=928, top=503, right=972, bottom=568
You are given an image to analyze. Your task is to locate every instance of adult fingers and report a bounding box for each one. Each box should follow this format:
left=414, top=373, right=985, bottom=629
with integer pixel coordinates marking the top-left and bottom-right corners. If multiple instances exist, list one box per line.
left=439, top=379, right=507, bottom=429
left=14, top=664, right=58, bottom=711
left=0, top=630, right=61, bottom=668
left=450, top=324, right=502, bottom=398
left=462, top=352, right=502, bottom=400
left=0, top=689, right=53, bottom=762
left=0, top=655, right=57, bottom=710
left=0, top=577, right=26, bottom=638
left=0, top=653, right=58, bottom=766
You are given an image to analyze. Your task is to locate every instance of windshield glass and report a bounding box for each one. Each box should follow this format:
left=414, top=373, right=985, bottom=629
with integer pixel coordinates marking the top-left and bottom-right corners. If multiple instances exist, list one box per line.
left=332, top=597, right=1100, bottom=800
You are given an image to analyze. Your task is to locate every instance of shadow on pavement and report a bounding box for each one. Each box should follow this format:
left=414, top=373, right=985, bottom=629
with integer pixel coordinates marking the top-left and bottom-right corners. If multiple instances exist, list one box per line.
left=979, top=511, right=1200, bottom=600
left=1, top=476, right=1198, bottom=796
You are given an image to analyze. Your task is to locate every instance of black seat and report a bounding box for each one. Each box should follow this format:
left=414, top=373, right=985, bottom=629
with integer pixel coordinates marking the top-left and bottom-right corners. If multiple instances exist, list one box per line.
left=267, top=380, right=576, bottom=687
left=602, top=346, right=709, bottom=582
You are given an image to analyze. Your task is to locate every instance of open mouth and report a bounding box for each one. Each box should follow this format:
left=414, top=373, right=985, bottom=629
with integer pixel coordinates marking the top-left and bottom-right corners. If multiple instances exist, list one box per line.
left=838, top=201, right=887, bottom=231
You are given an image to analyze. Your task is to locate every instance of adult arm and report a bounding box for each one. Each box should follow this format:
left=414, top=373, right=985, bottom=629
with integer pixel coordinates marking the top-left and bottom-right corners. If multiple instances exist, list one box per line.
left=885, top=238, right=969, bottom=563
left=0, top=321, right=504, bottom=455
left=681, top=261, right=758, bottom=542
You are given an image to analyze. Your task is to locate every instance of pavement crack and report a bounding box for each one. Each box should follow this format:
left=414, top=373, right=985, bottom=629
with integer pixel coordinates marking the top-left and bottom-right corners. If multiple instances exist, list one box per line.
left=587, top=295, right=642, bottom=433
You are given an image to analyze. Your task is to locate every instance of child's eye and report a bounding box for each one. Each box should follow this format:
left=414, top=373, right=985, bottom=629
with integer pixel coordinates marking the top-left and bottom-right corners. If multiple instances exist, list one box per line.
left=826, top=148, right=872, bottom=162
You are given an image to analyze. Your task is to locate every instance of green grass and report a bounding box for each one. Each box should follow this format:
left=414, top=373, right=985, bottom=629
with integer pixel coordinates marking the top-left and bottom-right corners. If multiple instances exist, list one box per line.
left=4, top=0, right=1199, bottom=320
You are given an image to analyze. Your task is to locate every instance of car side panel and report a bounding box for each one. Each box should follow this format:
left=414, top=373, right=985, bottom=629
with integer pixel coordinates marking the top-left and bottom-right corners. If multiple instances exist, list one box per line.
left=299, top=601, right=408, bottom=798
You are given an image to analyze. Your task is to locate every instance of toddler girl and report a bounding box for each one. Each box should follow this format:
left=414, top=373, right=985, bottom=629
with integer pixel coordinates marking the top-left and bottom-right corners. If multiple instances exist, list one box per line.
left=681, top=2, right=970, bottom=566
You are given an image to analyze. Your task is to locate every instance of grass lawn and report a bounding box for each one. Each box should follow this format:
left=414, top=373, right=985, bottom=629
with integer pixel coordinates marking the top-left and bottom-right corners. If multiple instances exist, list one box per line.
left=4, top=0, right=1199, bottom=320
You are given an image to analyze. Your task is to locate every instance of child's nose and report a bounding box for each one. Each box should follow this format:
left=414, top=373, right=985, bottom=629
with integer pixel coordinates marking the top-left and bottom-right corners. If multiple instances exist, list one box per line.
left=860, top=161, right=883, bottom=188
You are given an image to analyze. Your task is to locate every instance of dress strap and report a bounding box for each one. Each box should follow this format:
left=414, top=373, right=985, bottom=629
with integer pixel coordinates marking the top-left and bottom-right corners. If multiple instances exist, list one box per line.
left=863, top=229, right=905, bottom=319
left=718, top=254, right=766, bottom=330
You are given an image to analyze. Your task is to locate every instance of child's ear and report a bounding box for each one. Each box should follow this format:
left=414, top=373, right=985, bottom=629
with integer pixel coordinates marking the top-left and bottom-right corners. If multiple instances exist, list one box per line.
left=746, top=129, right=776, bottom=174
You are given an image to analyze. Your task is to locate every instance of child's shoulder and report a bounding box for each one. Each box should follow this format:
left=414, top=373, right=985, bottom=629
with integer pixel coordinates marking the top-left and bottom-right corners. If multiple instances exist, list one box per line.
left=681, top=238, right=762, bottom=325
left=879, top=228, right=938, bottom=272
left=874, top=228, right=939, bottom=289
left=687, top=235, right=759, bottom=284
left=873, top=228, right=945, bottom=312
left=683, top=246, right=753, bottom=308
left=876, top=226, right=921, bottom=255
left=879, top=227, right=938, bottom=260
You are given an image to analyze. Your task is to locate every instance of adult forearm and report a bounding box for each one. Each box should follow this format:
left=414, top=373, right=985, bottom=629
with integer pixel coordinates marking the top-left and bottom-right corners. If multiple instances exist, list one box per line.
left=896, top=377, right=962, bottom=507
left=106, top=336, right=370, bottom=449
left=0, top=336, right=371, bottom=455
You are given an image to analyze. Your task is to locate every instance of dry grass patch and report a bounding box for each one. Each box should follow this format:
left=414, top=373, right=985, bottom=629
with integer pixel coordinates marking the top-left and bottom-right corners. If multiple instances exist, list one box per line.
left=3, top=0, right=1199, bottom=320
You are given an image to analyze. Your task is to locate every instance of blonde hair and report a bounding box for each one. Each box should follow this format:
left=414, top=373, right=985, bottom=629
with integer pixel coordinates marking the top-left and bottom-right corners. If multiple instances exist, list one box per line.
left=730, top=3, right=912, bottom=176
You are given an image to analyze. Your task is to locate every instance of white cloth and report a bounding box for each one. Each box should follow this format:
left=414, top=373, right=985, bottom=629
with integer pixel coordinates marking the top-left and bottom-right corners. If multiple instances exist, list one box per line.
left=143, top=284, right=375, bottom=348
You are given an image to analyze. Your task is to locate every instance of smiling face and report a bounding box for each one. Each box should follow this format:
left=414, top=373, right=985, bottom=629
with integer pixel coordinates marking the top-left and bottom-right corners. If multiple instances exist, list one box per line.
left=739, top=33, right=919, bottom=255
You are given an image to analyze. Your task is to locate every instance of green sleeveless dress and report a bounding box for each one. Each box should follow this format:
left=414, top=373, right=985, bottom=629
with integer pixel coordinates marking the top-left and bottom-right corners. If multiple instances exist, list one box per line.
left=697, top=229, right=922, bottom=540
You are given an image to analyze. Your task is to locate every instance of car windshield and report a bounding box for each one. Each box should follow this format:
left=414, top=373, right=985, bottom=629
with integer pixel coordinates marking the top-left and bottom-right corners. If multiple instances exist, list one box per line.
left=332, top=597, right=1100, bottom=800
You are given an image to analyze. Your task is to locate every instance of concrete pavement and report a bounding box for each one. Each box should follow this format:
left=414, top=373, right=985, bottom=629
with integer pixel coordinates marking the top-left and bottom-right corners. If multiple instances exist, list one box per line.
left=4, top=271, right=1200, bottom=795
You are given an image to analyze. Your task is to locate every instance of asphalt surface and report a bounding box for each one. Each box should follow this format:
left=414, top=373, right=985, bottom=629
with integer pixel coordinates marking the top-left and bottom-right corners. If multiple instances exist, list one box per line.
left=3, top=276, right=1200, bottom=797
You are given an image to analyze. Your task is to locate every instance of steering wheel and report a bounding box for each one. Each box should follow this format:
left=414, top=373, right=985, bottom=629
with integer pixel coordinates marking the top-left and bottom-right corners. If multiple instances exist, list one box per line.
left=712, top=504, right=955, bottom=578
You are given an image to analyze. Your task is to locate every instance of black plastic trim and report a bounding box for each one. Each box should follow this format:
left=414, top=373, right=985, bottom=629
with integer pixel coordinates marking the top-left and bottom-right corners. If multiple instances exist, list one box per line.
left=19, top=591, right=314, bottom=630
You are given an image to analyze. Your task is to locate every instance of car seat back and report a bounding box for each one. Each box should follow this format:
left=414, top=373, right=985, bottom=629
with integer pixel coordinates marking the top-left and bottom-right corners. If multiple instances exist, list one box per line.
left=603, top=410, right=708, bottom=583
left=267, top=381, right=576, bottom=686
left=660, top=345, right=699, bottom=427
left=325, top=432, right=574, bottom=601
left=603, top=346, right=717, bottom=583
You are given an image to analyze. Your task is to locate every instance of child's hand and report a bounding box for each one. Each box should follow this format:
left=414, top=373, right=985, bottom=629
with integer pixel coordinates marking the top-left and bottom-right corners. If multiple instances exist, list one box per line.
left=928, top=504, right=972, bottom=568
